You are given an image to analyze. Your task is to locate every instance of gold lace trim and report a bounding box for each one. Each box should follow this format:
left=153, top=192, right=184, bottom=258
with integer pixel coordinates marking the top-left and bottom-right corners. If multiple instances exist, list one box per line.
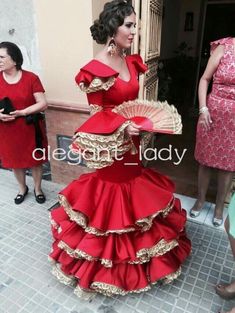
left=129, top=239, right=178, bottom=264
left=50, top=261, right=182, bottom=298
left=58, top=238, right=178, bottom=268
left=71, top=121, right=133, bottom=169
left=58, top=194, right=135, bottom=236
left=58, top=240, right=112, bottom=268
left=57, top=194, right=175, bottom=236
left=51, top=263, right=76, bottom=287
left=79, top=76, right=116, bottom=93
left=136, top=197, right=175, bottom=231
left=163, top=267, right=182, bottom=284
left=91, top=281, right=151, bottom=296
left=90, top=104, right=103, bottom=115
left=74, top=285, right=96, bottom=300
left=49, top=214, right=59, bottom=229
left=59, top=194, right=88, bottom=228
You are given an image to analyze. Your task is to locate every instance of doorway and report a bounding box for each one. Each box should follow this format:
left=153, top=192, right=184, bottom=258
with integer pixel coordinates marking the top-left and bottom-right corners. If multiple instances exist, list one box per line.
left=153, top=0, right=235, bottom=201
left=194, top=1, right=235, bottom=104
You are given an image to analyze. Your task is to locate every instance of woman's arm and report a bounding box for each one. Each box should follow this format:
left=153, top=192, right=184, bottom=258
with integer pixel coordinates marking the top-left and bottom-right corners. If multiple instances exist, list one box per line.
left=198, top=45, right=224, bottom=130
left=10, top=92, right=47, bottom=117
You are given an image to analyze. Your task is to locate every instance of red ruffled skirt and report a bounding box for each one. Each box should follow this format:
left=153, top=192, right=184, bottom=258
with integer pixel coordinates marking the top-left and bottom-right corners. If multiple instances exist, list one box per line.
left=49, top=150, right=191, bottom=299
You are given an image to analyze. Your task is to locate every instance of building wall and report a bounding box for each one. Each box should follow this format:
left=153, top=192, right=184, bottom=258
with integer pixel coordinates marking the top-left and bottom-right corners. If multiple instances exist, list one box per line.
left=34, top=0, right=93, bottom=106
left=34, top=0, right=96, bottom=183
left=0, top=0, right=41, bottom=73
left=92, top=0, right=108, bottom=55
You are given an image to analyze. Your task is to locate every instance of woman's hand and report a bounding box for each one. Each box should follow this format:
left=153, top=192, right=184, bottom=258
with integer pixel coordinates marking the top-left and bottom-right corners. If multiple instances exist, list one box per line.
left=0, top=109, right=15, bottom=122
left=198, top=110, right=212, bottom=131
left=10, top=109, right=27, bottom=118
left=126, top=122, right=141, bottom=136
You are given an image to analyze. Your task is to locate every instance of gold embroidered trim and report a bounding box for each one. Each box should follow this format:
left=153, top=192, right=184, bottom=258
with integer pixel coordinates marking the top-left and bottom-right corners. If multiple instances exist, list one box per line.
left=90, top=104, right=103, bottom=115
left=58, top=240, right=112, bottom=268
left=59, top=194, right=88, bottom=228
left=163, top=267, right=182, bottom=284
left=129, top=239, right=178, bottom=264
left=91, top=281, right=151, bottom=296
left=58, top=238, right=178, bottom=267
left=71, top=121, right=132, bottom=169
left=136, top=197, right=175, bottom=231
left=59, top=194, right=135, bottom=236
left=49, top=214, right=59, bottom=229
left=74, top=285, right=96, bottom=300
left=59, top=194, right=175, bottom=236
left=51, top=263, right=76, bottom=287
left=79, top=76, right=116, bottom=93
left=50, top=261, right=182, bottom=298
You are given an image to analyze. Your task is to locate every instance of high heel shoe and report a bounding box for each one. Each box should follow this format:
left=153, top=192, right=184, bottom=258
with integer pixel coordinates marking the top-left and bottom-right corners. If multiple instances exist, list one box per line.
left=212, top=217, right=223, bottom=227
left=189, top=208, right=201, bottom=218
left=215, top=283, right=235, bottom=300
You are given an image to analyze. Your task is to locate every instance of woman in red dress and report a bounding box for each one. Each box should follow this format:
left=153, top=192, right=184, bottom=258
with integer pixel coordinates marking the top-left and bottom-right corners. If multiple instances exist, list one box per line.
left=0, top=42, right=48, bottom=204
left=49, top=0, right=191, bottom=299
left=190, top=37, right=235, bottom=226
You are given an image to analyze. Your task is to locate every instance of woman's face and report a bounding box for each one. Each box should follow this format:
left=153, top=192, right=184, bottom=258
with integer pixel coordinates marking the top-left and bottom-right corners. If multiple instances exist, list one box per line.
left=114, top=12, right=136, bottom=50
left=0, top=48, right=16, bottom=72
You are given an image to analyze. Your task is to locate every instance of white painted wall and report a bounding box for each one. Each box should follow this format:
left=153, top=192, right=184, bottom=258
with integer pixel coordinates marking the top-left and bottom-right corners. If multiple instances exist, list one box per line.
left=34, top=0, right=93, bottom=105
left=0, top=0, right=41, bottom=74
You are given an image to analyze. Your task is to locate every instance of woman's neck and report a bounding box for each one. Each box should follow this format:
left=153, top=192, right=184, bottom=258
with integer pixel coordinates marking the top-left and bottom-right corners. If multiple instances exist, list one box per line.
left=3, top=68, right=22, bottom=84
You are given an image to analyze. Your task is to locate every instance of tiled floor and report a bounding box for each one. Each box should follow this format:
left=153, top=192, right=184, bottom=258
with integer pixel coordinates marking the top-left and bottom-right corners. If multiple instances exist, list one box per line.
left=0, top=168, right=234, bottom=313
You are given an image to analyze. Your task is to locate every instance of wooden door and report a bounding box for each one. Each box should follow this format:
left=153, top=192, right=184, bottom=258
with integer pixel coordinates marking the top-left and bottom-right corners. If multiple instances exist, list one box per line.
left=132, top=0, right=163, bottom=100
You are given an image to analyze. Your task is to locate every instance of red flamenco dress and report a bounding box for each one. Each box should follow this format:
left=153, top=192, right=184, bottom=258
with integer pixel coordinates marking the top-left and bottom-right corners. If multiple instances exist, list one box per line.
left=49, top=55, right=191, bottom=299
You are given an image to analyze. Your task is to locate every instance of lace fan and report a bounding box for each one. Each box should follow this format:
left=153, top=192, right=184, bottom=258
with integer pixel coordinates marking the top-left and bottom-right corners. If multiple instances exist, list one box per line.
left=112, top=99, right=182, bottom=134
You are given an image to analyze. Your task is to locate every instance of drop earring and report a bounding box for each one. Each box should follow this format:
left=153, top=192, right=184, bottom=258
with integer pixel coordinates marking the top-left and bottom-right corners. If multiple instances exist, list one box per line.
left=107, top=37, right=117, bottom=57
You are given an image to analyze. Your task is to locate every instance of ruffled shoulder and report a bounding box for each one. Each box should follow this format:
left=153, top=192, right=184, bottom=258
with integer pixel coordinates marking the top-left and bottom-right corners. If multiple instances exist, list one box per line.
left=126, top=54, right=148, bottom=74
left=75, top=60, right=119, bottom=93
left=210, top=37, right=233, bottom=54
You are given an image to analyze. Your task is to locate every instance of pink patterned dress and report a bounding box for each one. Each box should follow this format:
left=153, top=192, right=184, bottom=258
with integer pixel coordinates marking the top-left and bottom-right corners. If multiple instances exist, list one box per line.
left=195, top=37, right=235, bottom=171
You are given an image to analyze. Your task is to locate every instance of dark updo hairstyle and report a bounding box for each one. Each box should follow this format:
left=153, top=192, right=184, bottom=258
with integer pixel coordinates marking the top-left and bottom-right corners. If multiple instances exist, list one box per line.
left=90, top=0, right=135, bottom=44
left=0, top=41, right=23, bottom=70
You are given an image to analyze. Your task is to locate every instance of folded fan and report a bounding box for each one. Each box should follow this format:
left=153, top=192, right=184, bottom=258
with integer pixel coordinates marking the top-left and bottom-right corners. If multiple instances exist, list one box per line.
left=112, top=99, right=182, bottom=134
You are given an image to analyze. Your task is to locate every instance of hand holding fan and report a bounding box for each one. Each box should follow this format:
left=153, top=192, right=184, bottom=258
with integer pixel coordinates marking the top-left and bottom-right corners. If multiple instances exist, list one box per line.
left=112, top=99, right=182, bottom=134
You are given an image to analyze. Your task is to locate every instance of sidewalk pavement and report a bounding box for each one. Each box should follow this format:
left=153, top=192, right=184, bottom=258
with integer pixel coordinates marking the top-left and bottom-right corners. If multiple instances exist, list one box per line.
left=0, top=168, right=235, bottom=313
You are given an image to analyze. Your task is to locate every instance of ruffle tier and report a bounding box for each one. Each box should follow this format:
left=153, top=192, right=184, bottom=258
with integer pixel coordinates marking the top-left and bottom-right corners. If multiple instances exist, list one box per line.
left=49, top=168, right=191, bottom=299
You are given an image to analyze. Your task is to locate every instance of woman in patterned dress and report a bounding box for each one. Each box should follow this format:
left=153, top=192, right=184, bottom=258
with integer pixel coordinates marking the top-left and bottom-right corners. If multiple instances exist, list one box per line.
left=190, top=37, right=235, bottom=226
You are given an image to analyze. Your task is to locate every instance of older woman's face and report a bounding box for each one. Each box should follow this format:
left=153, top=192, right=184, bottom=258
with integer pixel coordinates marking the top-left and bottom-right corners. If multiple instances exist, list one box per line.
left=0, top=48, right=16, bottom=72
left=114, top=12, right=136, bottom=50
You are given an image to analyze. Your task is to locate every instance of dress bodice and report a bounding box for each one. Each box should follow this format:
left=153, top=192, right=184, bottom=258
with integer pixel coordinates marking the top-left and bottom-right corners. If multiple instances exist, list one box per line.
left=211, top=37, right=235, bottom=100
left=75, top=54, right=147, bottom=110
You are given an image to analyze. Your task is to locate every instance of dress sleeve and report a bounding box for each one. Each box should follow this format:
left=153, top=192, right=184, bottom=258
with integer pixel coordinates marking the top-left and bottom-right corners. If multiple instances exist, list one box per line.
left=210, top=37, right=232, bottom=54
left=127, top=54, right=148, bottom=74
left=72, top=60, right=133, bottom=169
left=31, top=73, right=45, bottom=93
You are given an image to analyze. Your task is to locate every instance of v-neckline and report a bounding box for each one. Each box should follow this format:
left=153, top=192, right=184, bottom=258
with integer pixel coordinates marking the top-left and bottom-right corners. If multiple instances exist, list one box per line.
left=93, top=57, right=132, bottom=83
